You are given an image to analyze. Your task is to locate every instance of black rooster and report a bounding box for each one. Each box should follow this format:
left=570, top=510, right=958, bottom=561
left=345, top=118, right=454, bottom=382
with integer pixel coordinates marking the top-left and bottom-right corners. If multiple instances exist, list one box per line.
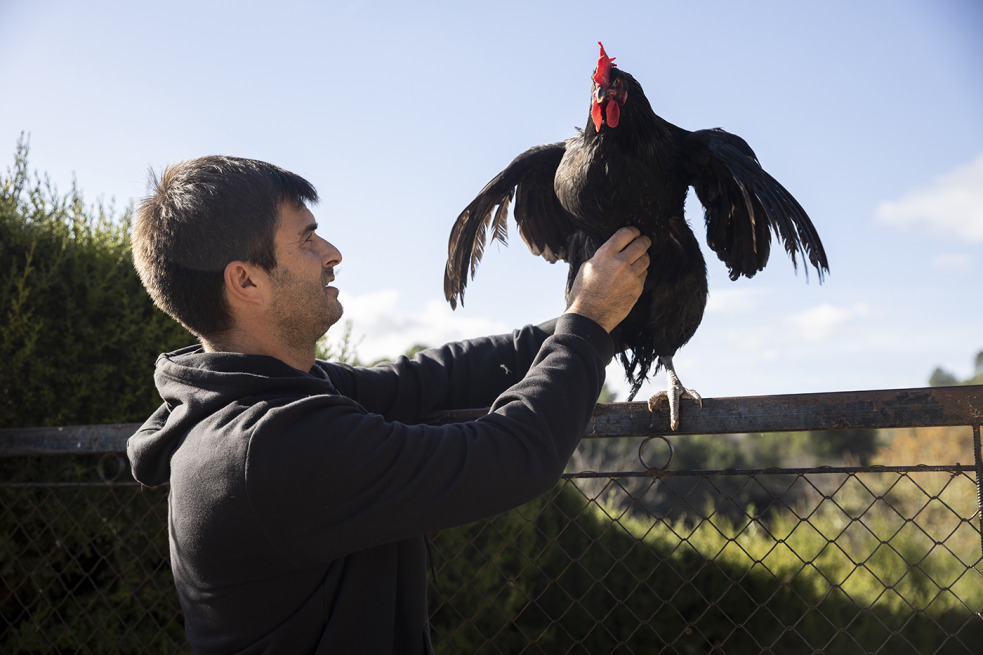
left=444, top=43, right=828, bottom=430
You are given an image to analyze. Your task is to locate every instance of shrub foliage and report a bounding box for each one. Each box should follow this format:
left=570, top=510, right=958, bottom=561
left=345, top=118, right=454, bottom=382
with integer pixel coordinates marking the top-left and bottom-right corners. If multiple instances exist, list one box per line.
left=0, top=135, right=191, bottom=429
left=1, top=137, right=191, bottom=651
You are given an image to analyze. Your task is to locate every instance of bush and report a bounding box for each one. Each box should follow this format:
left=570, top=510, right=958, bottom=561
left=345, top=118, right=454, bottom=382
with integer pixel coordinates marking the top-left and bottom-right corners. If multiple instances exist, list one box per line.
left=0, top=135, right=191, bottom=429
left=1, top=136, right=191, bottom=652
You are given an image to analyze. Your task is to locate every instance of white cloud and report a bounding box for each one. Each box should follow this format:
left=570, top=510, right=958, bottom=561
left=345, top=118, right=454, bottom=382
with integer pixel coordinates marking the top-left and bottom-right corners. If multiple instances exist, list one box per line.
left=704, top=287, right=771, bottom=315
left=325, top=290, right=511, bottom=363
left=785, top=303, right=872, bottom=342
left=931, top=252, right=975, bottom=273
left=875, top=153, right=983, bottom=242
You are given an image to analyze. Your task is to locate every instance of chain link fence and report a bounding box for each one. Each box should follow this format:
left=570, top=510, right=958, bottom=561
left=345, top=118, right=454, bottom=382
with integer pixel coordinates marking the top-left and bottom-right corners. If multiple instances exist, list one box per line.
left=2, top=387, right=982, bottom=653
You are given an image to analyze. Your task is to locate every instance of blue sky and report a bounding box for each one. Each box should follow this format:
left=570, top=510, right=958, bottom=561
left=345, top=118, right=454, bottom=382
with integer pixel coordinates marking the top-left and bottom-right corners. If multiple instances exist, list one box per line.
left=2, top=0, right=981, bottom=401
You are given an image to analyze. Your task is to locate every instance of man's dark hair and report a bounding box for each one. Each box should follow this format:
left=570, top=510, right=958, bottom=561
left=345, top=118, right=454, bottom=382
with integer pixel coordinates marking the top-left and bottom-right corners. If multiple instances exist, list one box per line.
left=132, top=156, right=318, bottom=338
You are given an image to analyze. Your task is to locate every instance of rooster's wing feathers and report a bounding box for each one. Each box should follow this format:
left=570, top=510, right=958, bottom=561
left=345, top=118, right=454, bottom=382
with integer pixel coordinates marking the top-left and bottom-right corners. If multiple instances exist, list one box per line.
left=444, top=143, right=579, bottom=308
left=687, top=128, right=828, bottom=282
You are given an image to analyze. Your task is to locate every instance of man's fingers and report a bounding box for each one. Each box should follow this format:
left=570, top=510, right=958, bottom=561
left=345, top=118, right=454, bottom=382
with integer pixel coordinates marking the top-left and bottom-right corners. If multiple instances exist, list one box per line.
left=565, top=225, right=653, bottom=332
left=600, top=227, right=651, bottom=264
left=598, top=226, right=642, bottom=255
left=613, top=231, right=652, bottom=281
left=622, top=234, right=652, bottom=264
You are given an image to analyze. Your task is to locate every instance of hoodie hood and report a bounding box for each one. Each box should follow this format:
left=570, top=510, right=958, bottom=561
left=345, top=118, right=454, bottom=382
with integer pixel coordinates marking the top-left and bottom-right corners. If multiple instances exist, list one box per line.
left=127, top=346, right=338, bottom=486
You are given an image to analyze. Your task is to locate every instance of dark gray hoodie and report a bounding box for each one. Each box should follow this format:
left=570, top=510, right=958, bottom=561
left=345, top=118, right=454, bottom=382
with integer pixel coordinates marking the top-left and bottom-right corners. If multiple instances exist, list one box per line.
left=128, top=313, right=613, bottom=654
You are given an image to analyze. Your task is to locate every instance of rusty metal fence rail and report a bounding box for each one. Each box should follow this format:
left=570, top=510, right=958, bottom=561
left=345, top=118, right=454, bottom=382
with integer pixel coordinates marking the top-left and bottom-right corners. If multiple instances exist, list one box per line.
left=2, top=386, right=982, bottom=653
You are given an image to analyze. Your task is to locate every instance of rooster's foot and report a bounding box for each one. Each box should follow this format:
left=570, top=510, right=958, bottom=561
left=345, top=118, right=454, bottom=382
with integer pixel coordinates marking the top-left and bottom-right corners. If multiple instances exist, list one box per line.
left=646, top=357, right=702, bottom=431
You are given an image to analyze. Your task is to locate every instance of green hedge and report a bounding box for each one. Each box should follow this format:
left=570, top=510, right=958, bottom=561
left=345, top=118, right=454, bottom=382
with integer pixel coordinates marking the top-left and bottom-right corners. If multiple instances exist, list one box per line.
left=0, top=135, right=191, bottom=429
left=1, top=137, right=191, bottom=651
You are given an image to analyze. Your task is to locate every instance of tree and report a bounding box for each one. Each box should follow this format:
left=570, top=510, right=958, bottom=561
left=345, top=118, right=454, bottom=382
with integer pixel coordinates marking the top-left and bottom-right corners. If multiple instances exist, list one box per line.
left=928, top=350, right=983, bottom=387
left=929, top=367, right=960, bottom=387
left=315, top=319, right=362, bottom=365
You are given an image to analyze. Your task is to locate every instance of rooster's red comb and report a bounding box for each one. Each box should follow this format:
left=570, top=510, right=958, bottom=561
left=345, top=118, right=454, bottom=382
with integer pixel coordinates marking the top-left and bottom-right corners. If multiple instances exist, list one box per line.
left=593, top=41, right=617, bottom=86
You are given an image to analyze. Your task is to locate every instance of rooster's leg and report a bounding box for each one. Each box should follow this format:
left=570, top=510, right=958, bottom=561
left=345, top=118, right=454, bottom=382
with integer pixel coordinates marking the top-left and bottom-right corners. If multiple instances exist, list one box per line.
left=646, top=356, right=703, bottom=431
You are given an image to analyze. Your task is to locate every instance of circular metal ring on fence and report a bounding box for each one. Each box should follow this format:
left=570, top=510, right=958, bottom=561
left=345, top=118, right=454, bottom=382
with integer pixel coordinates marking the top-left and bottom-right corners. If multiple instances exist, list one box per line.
left=97, top=453, right=127, bottom=483
left=638, top=435, right=674, bottom=473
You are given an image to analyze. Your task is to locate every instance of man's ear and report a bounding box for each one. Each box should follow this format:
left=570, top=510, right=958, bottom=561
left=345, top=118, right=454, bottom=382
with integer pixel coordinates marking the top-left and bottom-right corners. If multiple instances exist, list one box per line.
left=223, top=260, right=266, bottom=306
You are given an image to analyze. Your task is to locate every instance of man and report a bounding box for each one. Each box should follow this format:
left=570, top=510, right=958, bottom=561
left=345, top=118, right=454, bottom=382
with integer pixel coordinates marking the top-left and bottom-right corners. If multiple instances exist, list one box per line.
left=127, top=156, right=649, bottom=653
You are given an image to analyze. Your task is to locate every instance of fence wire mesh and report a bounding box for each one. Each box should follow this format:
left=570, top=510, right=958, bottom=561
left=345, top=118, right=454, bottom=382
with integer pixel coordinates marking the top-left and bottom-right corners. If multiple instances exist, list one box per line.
left=1, top=455, right=181, bottom=653
left=2, top=433, right=981, bottom=654
left=429, top=466, right=982, bottom=654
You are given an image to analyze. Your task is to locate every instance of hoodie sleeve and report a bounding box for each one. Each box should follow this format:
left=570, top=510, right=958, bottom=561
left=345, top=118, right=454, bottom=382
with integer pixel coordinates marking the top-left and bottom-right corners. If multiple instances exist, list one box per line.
left=324, top=319, right=560, bottom=422
left=245, top=313, right=613, bottom=563
left=127, top=403, right=175, bottom=487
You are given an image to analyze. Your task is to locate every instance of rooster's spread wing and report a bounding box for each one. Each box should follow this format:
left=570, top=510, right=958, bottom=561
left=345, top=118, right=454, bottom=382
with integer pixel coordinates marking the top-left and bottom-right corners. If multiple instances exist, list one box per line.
left=687, top=128, right=828, bottom=282
left=444, top=143, right=580, bottom=308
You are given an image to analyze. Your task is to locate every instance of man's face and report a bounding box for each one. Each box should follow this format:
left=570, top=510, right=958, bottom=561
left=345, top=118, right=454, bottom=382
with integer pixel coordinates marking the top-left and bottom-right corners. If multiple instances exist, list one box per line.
left=267, top=202, right=344, bottom=351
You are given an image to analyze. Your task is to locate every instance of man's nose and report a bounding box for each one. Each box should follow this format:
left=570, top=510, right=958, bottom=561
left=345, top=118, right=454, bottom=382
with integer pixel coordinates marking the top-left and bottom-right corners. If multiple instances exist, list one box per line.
left=320, top=239, right=342, bottom=267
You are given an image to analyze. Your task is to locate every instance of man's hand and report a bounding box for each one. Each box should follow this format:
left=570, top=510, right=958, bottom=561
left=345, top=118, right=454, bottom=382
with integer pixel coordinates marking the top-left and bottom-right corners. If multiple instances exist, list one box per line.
left=565, top=227, right=650, bottom=333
